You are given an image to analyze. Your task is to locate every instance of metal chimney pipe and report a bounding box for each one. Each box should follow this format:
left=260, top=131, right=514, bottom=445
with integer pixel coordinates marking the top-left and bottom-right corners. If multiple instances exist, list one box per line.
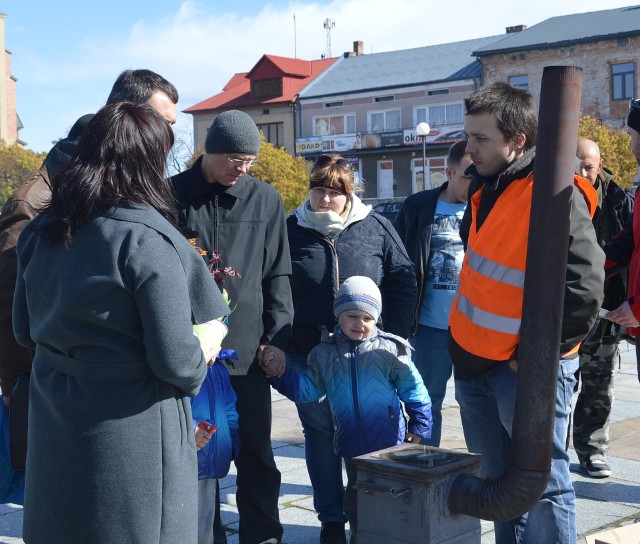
left=448, top=65, right=584, bottom=520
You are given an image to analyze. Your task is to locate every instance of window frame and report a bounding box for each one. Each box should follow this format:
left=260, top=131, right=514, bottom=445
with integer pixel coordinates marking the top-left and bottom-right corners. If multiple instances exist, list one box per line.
left=611, top=62, right=635, bottom=101
left=251, top=78, right=283, bottom=99
left=312, top=113, right=357, bottom=136
left=509, top=75, right=529, bottom=90
left=367, top=108, right=401, bottom=133
left=414, top=102, right=463, bottom=128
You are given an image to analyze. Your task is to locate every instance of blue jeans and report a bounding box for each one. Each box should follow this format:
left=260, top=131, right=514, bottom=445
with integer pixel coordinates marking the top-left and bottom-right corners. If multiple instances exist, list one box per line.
left=411, top=325, right=453, bottom=447
left=455, top=358, right=578, bottom=544
left=287, top=352, right=347, bottom=523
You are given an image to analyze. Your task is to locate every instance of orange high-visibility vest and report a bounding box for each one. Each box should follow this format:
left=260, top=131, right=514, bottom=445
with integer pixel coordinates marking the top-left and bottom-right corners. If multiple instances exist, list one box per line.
left=449, top=173, right=596, bottom=361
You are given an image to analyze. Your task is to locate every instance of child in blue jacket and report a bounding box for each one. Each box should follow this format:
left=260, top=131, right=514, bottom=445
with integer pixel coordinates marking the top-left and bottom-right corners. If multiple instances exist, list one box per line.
left=261, top=276, right=431, bottom=541
left=191, top=356, right=240, bottom=544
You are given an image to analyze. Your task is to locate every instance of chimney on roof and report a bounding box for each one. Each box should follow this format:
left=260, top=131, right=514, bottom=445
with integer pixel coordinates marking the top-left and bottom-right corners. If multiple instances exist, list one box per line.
left=506, top=24, right=527, bottom=34
left=344, top=41, right=365, bottom=58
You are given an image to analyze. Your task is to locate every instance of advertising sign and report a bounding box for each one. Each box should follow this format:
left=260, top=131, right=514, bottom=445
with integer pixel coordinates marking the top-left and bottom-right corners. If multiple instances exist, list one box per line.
left=295, top=137, right=323, bottom=154
left=403, top=125, right=465, bottom=145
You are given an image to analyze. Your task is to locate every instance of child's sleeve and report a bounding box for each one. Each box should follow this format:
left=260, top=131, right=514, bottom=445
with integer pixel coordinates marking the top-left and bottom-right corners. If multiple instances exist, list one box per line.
left=269, top=350, right=326, bottom=403
left=391, top=351, right=432, bottom=440
left=224, top=375, right=241, bottom=460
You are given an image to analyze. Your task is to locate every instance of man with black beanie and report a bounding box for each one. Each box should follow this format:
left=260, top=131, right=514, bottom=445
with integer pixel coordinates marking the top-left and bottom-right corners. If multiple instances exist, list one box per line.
left=603, top=100, right=640, bottom=384
left=172, top=110, right=293, bottom=544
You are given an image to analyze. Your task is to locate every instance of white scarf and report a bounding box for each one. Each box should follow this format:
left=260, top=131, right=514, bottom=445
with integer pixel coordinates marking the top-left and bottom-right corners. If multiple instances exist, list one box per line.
left=294, top=193, right=372, bottom=238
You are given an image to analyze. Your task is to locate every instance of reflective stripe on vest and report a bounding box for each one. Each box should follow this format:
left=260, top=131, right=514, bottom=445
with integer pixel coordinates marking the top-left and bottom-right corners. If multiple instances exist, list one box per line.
left=466, top=248, right=526, bottom=289
left=456, top=293, right=522, bottom=336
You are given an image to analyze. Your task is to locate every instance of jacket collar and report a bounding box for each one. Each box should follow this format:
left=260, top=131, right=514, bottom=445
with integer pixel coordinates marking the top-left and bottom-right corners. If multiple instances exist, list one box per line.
left=466, top=147, right=536, bottom=193
left=187, top=155, right=251, bottom=201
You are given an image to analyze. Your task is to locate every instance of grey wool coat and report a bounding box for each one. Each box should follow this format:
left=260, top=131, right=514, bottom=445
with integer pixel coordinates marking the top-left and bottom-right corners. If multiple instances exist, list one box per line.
left=12, top=203, right=229, bottom=544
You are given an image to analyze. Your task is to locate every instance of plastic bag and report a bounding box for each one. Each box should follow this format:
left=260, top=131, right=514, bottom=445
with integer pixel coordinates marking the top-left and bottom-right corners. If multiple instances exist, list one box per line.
left=0, top=396, right=25, bottom=504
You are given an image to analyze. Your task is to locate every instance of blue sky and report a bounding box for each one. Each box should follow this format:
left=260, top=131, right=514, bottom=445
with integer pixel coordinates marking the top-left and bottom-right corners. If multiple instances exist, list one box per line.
left=5, top=0, right=637, bottom=154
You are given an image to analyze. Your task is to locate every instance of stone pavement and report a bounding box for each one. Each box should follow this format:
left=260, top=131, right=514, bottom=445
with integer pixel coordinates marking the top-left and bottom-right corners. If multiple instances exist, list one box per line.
left=1, top=342, right=639, bottom=543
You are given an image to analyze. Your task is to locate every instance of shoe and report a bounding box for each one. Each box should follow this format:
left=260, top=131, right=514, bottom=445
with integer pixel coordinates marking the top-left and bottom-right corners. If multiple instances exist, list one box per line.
left=258, top=539, right=279, bottom=544
left=580, top=459, right=612, bottom=478
left=320, top=522, right=347, bottom=544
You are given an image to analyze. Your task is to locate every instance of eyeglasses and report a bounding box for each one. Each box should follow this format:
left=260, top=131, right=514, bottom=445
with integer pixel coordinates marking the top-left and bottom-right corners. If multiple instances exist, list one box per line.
left=314, top=154, right=351, bottom=170
left=225, top=154, right=258, bottom=167
left=629, top=98, right=640, bottom=111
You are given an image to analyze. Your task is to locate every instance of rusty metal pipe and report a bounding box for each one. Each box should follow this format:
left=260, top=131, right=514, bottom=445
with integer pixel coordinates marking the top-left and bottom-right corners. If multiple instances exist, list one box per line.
left=449, top=65, right=584, bottom=520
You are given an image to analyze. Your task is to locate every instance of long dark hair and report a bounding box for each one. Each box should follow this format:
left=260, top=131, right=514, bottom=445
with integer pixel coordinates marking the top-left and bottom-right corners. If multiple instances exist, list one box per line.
left=44, top=101, right=176, bottom=244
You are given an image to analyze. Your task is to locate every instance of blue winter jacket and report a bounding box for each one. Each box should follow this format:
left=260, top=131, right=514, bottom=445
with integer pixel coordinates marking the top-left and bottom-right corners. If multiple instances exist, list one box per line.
left=191, top=363, right=240, bottom=480
left=270, top=327, right=432, bottom=458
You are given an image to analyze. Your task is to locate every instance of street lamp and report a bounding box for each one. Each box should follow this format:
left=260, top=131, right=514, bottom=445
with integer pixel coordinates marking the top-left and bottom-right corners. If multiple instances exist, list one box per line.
left=416, top=122, right=430, bottom=190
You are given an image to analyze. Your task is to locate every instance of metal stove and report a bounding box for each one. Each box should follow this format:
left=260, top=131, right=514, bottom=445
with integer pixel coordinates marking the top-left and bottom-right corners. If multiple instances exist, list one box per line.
left=354, top=444, right=482, bottom=543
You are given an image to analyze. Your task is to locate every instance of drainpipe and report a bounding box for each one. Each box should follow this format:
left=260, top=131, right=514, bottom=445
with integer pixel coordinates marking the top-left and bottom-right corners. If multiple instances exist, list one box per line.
left=448, top=65, right=584, bottom=520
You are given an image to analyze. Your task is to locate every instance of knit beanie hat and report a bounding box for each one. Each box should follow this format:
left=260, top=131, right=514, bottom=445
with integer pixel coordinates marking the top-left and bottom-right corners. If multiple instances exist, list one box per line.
left=628, top=106, right=640, bottom=134
left=204, top=110, right=261, bottom=155
left=333, top=276, right=382, bottom=322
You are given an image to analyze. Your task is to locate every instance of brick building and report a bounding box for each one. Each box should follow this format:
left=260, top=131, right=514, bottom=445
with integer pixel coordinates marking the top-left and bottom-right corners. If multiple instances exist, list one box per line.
left=0, top=12, right=22, bottom=146
left=474, top=6, right=640, bottom=130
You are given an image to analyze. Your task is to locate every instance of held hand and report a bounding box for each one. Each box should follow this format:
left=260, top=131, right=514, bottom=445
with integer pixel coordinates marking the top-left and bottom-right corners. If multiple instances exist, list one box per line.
left=404, top=432, right=423, bottom=444
left=2, top=396, right=9, bottom=409
left=204, top=345, right=222, bottom=366
left=195, top=426, right=212, bottom=451
left=258, top=345, right=286, bottom=378
left=605, top=301, right=640, bottom=328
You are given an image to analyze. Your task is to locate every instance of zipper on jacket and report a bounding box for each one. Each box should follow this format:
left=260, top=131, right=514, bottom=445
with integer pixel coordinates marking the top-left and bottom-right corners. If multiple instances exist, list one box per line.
left=349, top=342, right=367, bottom=453
left=213, top=194, right=220, bottom=256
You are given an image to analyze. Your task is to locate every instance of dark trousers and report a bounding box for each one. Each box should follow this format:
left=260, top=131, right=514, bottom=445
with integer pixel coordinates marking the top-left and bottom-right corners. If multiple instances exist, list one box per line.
left=230, top=374, right=282, bottom=544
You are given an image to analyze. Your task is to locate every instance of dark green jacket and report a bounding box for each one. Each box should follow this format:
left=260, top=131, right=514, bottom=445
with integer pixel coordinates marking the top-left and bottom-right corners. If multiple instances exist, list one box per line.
left=14, top=203, right=228, bottom=543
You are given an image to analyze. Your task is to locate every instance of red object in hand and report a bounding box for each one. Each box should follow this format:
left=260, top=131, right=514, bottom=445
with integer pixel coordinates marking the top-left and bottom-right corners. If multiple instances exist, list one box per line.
left=198, top=422, right=217, bottom=434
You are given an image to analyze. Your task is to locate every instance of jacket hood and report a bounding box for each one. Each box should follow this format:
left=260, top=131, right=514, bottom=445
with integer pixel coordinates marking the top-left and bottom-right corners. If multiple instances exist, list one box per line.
left=44, top=113, right=94, bottom=180
left=597, top=166, right=615, bottom=194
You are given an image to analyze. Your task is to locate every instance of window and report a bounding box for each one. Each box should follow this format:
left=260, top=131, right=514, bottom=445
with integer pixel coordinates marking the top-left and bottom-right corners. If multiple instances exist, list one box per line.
left=324, top=101, right=343, bottom=108
left=251, top=78, right=282, bottom=99
left=313, top=114, right=356, bottom=136
left=374, top=95, right=395, bottom=102
left=257, top=122, right=284, bottom=148
left=415, top=103, right=463, bottom=127
left=612, top=62, right=635, bottom=100
left=413, top=156, right=446, bottom=193
left=509, top=75, right=529, bottom=90
left=368, top=109, right=401, bottom=132
left=428, top=89, right=449, bottom=96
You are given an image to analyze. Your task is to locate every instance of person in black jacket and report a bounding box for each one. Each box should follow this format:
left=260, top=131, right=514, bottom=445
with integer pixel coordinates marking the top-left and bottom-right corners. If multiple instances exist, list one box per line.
left=172, top=110, right=293, bottom=544
left=286, top=154, right=416, bottom=544
left=394, top=140, right=472, bottom=447
left=573, top=139, right=633, bottom=479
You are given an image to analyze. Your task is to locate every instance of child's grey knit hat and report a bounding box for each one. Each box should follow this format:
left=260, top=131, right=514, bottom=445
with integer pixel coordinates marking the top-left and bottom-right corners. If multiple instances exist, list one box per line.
left=333, top=276, right=382, bottom=321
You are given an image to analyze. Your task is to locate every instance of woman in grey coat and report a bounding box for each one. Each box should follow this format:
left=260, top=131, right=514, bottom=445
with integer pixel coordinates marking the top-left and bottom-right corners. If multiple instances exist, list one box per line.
left=12, top=102, right=229, bottom=544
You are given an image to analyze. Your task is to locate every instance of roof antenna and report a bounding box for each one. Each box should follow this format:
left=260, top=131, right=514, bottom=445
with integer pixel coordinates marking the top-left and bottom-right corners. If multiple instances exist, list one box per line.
left=293, top=13, right=297, bottom=58
left=323, top=18, right=335, bottom=58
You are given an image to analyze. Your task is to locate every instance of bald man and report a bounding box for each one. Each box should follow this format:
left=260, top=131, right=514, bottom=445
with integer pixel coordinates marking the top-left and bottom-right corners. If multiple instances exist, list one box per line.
left=573, top=138, right=633, bottom=478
